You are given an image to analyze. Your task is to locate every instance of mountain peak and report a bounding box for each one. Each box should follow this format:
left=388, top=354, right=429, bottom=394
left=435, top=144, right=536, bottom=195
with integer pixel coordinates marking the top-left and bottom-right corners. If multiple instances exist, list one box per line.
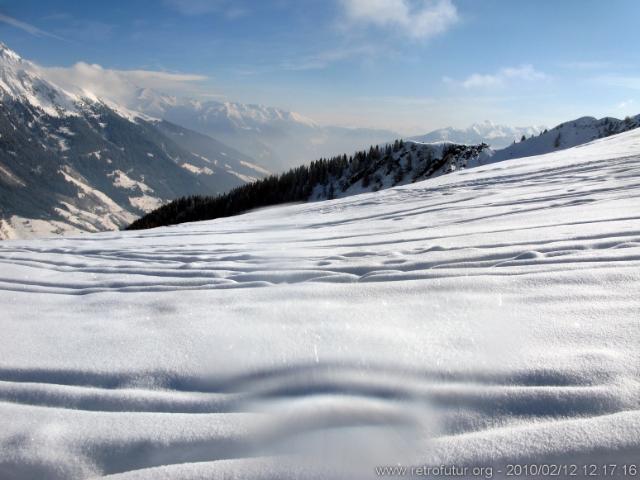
left=0, top=42, right=25, bottom=67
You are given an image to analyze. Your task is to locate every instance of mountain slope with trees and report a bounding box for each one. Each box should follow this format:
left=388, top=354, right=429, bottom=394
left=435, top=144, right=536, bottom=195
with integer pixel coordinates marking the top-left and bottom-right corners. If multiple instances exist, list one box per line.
left=127, top=140, right=488, bottom=230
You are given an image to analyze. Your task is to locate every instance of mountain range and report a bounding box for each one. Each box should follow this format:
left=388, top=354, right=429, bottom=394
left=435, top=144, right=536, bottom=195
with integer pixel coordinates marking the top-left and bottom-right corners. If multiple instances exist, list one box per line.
left=130, top=88, right=399, bottom=172
left=0, top=43, right=268, bottom=239
left=410, top=121, right=545, bottom=149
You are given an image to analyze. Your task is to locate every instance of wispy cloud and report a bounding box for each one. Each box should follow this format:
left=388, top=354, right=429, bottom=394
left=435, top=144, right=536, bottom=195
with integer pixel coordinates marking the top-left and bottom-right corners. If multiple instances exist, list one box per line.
left=37, top=62, right=209, bottom=105
left=282, top=45, right=379, bottom=71
left=0, top=13, right=63, bottom=40
left=340, top=0, right=458, bottom=40
left=164, top=0, right=222, bottom=14
left=164, top=0, right=249, bottom=18
left=446, top=65, right=548, bottom=89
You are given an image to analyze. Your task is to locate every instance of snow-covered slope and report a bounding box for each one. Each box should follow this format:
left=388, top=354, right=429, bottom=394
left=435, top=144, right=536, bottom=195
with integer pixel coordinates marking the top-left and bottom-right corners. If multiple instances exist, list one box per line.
left=410, top=121, right=544, bottom=149
left=489, top=114, right=640, bottom=163
left=1, top=128, right=639, bottom=478
left=0, top=43, right=269, bottom=240
left=312, top=141, right=489, bottom=200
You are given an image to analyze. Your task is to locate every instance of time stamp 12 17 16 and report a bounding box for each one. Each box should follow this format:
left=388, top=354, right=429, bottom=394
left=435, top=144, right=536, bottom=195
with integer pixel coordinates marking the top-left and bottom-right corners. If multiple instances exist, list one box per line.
left=504, top=464, right=639, bottom=477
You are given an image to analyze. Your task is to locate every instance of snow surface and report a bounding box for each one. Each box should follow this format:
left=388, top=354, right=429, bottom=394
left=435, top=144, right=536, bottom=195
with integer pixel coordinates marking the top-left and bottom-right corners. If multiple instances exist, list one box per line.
left=180, top=163, right=214, bottom=176
left=0, top=129, right=639, bottom=478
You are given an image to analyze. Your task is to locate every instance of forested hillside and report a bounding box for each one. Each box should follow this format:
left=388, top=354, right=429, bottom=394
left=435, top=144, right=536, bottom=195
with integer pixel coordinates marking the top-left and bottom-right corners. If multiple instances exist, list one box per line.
left=127, top=140, right=488, bottom=230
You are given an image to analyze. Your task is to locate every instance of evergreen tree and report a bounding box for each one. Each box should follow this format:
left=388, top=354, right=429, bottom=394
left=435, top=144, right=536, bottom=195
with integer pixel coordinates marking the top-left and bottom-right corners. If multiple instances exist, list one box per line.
left=404, top=155, right=413, bottom=173
left=554, top=132, right=562, bottom=148
left=361, top=173, right=371, bottom=188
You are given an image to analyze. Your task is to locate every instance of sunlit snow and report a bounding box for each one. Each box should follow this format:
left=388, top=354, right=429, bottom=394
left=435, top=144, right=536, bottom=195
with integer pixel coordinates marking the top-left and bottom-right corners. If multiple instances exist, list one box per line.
left=0, top=129, right=639, bottom=478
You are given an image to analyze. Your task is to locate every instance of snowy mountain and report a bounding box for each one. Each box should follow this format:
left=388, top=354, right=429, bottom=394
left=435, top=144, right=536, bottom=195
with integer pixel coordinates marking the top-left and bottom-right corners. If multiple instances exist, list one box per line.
left=489, top=114, right=640, bottom=162
left=129, top=140, right=489, bottom=230
left=132, top=88, right=399, bottom=172
left=410, top=121, right=545, bottom=149
left=0, top=43, right=268, bottom=239
left=1, top=127, right=639, bottom=478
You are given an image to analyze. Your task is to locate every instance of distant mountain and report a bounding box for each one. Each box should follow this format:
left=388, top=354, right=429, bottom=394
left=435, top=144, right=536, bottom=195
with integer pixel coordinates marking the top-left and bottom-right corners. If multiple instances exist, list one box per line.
left=0, top=43, right=268, bottom=239
left=410, top=121, right=545, bottom=149
left=132, top=88, right=399, bottom=172
left=128, top=140, right=489, bottom=230
left=488, top=114, right=640, bottom=163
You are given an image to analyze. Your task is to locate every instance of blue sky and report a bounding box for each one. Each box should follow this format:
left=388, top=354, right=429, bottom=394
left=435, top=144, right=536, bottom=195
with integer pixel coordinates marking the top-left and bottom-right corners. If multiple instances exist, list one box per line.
left=1, top=0, right=639, bottom=134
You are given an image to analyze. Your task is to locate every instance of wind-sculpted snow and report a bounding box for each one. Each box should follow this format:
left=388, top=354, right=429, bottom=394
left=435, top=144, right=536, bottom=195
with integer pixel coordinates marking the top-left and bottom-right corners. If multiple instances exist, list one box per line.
left=0, top=129, right=639, bottom=479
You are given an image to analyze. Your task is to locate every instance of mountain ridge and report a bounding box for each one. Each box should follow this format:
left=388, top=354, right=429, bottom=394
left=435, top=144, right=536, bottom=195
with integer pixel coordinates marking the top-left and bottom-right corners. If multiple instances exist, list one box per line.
left=0, top=43, right=269, bottom=239
left=488, top=114, right=640, bottom=163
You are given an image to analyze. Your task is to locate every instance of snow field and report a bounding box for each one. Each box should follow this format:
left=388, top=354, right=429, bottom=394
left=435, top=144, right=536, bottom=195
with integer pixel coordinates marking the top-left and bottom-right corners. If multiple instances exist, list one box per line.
left=0, top=129, right=639, bottom=478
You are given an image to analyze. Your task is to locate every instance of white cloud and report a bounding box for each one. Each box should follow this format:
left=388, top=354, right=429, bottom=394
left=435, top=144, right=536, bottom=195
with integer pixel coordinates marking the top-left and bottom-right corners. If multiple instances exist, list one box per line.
left=0, top=13, right=63, bottom=40
left=449, top=65, right=548, bottom=89
left=37, top=62, right=208, bottom=105
left=340, top=0, right=458, bottom=39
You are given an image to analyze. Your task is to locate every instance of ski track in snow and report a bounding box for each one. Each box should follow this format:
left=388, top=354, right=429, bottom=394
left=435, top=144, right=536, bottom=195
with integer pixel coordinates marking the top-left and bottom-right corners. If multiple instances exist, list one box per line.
left=0, top=130, right=639, bottom=479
